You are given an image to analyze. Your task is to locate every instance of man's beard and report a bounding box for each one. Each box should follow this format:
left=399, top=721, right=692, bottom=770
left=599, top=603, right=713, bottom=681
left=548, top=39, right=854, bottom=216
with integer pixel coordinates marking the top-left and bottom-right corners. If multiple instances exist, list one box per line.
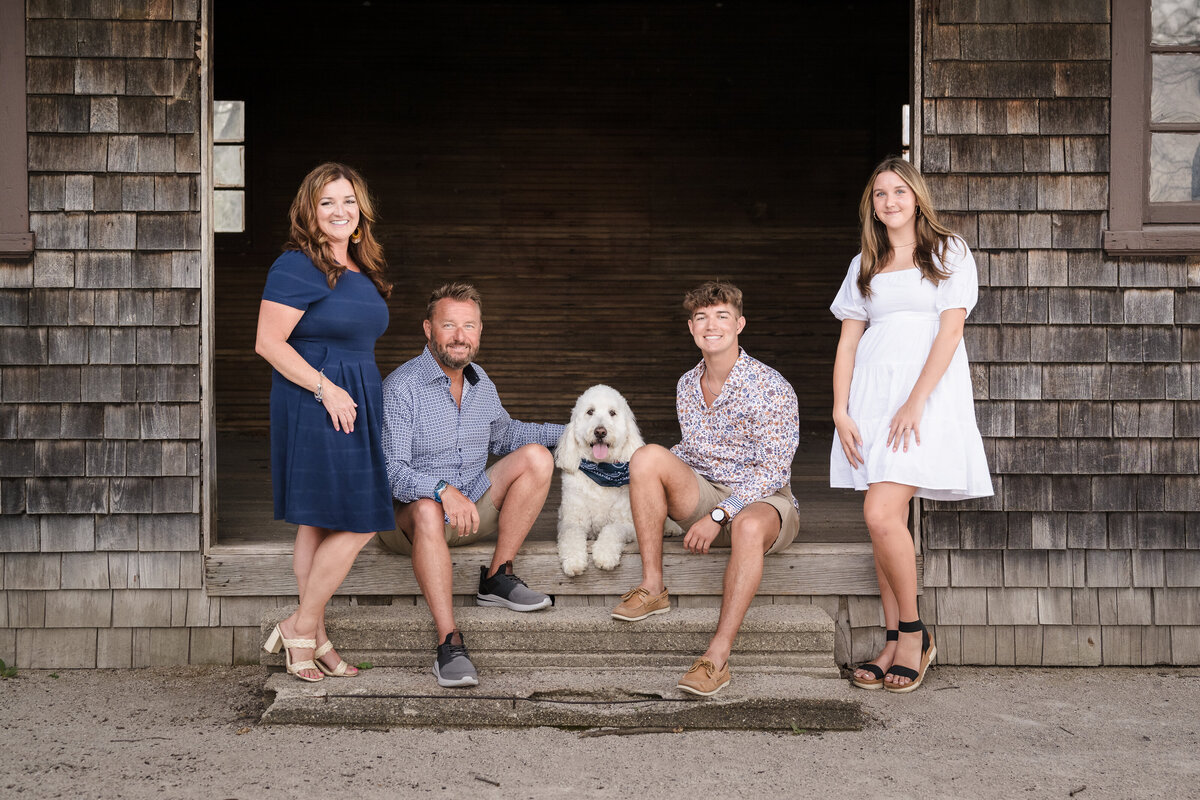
left=432, top=340, right=478, bottom=369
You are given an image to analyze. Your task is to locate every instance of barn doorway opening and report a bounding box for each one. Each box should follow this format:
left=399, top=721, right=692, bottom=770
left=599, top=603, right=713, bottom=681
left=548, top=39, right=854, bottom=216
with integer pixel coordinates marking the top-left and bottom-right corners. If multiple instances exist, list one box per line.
left=211, top=1, right=910, bottom=547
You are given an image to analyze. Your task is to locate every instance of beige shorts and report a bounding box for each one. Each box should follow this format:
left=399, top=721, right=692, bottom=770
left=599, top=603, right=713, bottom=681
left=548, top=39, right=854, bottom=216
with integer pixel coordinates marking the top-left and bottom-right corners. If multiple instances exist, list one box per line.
left=377, top=467, right=501, bottom=556
left=673, top=469, right=800, bottom=555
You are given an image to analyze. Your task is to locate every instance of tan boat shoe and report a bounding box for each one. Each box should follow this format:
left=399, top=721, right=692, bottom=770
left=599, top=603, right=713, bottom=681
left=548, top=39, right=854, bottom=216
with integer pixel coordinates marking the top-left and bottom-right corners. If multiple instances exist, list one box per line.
left=610, top=586, right=670, bottom=621
left=676, top=657, right=731, bottom=697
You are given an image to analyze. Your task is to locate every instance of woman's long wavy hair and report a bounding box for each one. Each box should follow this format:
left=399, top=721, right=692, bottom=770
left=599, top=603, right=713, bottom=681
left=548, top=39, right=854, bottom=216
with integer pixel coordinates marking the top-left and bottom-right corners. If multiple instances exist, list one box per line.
left=856, top=157, right=956, bottom=298
left=286, top=162, right=392, bottom=298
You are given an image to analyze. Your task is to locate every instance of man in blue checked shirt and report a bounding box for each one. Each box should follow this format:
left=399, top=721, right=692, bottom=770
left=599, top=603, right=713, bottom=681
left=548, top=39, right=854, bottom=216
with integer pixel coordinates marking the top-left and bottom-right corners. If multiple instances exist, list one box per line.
left=379, top=282, right=565, bottom=688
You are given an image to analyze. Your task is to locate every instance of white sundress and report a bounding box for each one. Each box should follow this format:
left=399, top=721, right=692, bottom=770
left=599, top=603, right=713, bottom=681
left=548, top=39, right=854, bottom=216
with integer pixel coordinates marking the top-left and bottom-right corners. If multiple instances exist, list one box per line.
left=829, top=236, right=994, bottom=501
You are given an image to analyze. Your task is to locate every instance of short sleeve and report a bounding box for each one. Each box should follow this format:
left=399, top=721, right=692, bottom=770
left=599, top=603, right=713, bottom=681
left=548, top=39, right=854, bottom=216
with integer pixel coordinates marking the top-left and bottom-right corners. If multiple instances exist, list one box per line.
left=261, top=250, right=332, bottom=311
left=829, top=256, right=869, bottom=321
left=934, top=236, right=979, bottom=317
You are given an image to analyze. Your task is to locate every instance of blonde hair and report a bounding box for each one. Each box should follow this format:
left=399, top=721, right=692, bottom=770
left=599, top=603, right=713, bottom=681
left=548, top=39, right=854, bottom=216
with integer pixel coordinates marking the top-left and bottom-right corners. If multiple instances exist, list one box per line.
left=683, top=280, right=743, bottom=317
left=856, top=157, right=956, bottom=298
left=286, top=162, right=392, bottom=298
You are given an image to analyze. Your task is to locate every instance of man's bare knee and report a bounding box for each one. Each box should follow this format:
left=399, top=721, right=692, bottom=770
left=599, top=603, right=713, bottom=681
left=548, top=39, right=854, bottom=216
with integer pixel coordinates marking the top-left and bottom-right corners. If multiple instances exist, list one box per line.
left=407, top=500, right=447, bottom=542
left=630, top=443, right=671, bottom=480
left=519, top=443, right=554, bottom=482
left=730, top=516, right=777, bottom=553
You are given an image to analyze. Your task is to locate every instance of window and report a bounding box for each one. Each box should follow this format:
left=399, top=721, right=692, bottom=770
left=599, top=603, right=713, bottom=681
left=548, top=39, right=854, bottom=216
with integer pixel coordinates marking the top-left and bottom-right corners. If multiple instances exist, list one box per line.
left=213, top=100, right=246, bottom=233
left=0, top=4, right=33, bottom=257
left=1107, top=0, right=1200, bottom=254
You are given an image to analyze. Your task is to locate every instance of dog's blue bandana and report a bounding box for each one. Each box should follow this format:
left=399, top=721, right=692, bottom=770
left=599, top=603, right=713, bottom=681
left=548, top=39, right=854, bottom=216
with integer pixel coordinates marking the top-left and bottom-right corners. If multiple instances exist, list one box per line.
left=578, top=460, right=631, bottom=487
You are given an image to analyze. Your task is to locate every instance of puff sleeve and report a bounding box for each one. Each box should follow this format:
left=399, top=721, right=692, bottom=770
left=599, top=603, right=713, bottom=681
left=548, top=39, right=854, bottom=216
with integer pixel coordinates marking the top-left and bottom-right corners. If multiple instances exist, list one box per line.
left=934, top=237, right=979, bottom=317
left=830, top=256, right=869, bottom=322
left=261, top=250, right=332, bottom=311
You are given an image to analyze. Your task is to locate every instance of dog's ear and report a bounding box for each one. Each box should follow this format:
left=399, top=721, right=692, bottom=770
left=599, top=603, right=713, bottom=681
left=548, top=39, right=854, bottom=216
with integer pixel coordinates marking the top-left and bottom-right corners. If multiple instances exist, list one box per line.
left=554, top=421, right=584, bottom=472
left=612, top=395, right=645, bottom=462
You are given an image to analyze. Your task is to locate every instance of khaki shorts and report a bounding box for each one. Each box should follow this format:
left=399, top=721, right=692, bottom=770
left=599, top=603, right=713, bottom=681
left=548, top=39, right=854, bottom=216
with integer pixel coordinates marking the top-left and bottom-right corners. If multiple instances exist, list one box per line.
left=673, top=469, right=800, bottom=555
left=377, top=468, right=501, bottom=556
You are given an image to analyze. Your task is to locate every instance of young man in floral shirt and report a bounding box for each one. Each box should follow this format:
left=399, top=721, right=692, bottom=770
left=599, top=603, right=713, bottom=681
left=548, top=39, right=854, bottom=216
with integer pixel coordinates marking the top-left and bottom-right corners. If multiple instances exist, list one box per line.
left=612, top=281, right=800, bottom=696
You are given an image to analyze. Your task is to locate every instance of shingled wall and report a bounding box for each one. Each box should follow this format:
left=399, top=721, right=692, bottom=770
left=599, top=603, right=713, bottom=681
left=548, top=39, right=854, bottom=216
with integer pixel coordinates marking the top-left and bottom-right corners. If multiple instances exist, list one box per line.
left=0, top=0, right=269, bottom=668
left=2, top=0, right=1197, bottom=670
left=872, top=0, right=1200, bottom=666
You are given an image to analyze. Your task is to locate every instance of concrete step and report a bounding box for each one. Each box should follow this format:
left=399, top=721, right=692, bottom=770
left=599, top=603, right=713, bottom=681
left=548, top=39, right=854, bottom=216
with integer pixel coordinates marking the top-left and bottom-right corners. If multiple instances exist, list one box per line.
left=260, top=604, right=839, bottom=676
left=261, top=667, right=865, bottom=730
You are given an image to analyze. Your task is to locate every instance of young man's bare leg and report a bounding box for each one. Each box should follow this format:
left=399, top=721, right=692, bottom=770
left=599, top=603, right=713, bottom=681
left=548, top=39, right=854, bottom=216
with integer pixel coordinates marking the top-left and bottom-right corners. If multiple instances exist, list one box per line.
left=627, top=444, right=699, bottom=594
left=701, top=503, right=779, bottom=669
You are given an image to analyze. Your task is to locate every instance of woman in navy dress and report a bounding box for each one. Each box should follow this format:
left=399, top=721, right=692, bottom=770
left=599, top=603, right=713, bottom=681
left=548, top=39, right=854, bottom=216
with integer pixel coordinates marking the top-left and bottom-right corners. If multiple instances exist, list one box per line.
left=256, top=163, right=394, bottom=682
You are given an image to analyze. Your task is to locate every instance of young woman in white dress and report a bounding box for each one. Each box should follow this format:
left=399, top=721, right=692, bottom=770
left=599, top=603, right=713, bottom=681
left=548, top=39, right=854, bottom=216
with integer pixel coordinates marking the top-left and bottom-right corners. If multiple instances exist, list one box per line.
left=830, top=157, right=993, bottom=693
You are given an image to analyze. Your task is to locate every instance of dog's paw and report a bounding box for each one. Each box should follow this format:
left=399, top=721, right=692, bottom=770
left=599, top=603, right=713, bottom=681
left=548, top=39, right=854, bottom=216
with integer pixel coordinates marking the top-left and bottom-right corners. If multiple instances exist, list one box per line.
left=591, top=538, right=623, bottom=570
left=560, top=554, right=589, bottom=577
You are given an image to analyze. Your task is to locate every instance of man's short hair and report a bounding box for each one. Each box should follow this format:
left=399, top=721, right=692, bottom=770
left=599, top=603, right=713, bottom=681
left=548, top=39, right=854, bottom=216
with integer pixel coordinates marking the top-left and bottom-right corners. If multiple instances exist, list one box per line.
left=426, top=281, right=483, bottom=320
left=683, top=281, right=743, bottom=317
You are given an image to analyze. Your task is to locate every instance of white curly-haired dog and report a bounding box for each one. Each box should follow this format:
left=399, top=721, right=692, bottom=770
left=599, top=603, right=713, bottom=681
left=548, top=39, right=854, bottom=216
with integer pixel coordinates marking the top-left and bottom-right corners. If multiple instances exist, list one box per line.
left=555, top=384, right=645, bottom=576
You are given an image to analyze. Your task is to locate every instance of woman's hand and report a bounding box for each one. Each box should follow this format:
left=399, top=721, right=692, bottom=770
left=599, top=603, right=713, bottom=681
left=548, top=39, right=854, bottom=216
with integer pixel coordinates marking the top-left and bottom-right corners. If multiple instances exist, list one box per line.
left=833, top=411, right=865, bottom=469
left=887, top=398, right=925, bottom=452
left=320, top=382, right=358, bottom=433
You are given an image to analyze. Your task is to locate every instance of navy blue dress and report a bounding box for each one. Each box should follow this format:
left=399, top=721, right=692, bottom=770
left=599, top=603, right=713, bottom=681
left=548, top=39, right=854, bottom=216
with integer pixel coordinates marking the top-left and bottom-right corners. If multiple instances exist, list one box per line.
left=262, top=250, right=395, bottom=533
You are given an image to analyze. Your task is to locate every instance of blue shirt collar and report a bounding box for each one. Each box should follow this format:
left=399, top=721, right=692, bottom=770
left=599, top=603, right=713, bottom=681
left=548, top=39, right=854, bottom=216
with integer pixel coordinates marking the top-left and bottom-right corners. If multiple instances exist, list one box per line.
left=417, top=346, right=480, bottom=386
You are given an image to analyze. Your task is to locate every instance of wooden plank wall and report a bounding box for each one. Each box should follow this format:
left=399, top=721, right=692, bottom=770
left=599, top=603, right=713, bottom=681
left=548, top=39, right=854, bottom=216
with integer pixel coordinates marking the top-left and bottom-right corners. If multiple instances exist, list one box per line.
left=213, top=1, right=907, bottom=441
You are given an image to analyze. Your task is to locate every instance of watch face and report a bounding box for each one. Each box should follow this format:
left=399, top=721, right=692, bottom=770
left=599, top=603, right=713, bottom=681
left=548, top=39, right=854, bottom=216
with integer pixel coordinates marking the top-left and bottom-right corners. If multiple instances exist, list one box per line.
left=711, top=508, right=726, bottom=523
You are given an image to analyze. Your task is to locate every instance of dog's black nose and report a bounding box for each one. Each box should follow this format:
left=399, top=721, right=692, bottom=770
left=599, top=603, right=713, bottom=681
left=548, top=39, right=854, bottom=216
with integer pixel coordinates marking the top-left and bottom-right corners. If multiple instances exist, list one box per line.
left=594, top=427, right=607, bottom=440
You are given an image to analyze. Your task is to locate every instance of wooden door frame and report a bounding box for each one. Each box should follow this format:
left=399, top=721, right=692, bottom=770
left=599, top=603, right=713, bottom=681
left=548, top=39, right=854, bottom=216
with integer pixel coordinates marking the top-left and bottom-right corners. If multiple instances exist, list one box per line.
left=196, top=0, right=927, bottom=559
left=200, top=0, right=217, bottom=554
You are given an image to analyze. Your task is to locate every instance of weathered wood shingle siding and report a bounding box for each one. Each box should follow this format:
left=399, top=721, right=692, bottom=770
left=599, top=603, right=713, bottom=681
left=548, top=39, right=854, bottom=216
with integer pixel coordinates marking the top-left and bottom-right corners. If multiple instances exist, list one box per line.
left=900, top=0, right=1200, bottom=666
left=0, top=0, right=257, bottom=668
left=2, top=1, right=1197, bottom=669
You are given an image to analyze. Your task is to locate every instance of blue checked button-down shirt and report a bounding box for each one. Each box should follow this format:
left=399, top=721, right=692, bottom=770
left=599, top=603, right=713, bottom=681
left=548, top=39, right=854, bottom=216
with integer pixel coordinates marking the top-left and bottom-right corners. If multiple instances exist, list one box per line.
left=671, top=348, right=800, bottom=519
left=381, top=347, right=565, bottom=504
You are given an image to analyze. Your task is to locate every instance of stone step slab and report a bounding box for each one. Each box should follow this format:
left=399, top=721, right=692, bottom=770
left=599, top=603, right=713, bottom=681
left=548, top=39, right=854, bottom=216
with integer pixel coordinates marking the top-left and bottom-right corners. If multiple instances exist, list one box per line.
left=262, top=666, right=865, bottom=731
left=260, top=604, right=839, bottom=675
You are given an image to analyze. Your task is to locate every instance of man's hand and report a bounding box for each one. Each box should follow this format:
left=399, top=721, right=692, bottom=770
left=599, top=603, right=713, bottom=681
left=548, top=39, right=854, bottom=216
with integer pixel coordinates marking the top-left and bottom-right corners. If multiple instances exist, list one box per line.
left=439, top=485, right=480, bottom=536
left=683, top=516, right=723, bottom=554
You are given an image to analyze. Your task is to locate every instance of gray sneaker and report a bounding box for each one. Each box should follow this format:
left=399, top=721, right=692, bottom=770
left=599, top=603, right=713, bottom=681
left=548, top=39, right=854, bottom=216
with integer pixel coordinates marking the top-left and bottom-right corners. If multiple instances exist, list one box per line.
left=476, top=561, right=552, bottom=611
left=434, top=631, right=478, bottom=688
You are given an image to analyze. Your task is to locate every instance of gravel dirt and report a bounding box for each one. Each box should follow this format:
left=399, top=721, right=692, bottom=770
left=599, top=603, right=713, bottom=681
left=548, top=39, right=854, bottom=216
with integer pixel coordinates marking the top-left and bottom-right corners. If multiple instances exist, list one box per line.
left=1, top=665, right=1197, bottom=799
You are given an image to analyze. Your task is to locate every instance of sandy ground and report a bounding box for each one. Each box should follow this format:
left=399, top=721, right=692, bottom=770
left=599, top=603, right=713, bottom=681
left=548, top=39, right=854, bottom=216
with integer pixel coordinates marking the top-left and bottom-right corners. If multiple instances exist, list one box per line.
left=1, top=666, right=1198, bottom=800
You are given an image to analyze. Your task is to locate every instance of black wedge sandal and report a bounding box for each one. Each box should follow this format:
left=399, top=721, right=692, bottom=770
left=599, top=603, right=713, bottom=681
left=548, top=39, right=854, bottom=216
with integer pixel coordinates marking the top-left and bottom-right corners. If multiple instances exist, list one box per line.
left=851, top=628, right=898, bottom=690
left=884, top=619, right=936, bottom=694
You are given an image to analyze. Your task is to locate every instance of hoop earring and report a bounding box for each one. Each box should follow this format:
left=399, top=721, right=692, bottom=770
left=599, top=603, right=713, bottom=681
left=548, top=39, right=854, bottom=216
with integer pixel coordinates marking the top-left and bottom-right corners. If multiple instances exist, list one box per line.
left=872, top=211, right=879, bottom=221
left=351, top=227, right=363, bottom=244
left=915, top=207, right=921, bottom=217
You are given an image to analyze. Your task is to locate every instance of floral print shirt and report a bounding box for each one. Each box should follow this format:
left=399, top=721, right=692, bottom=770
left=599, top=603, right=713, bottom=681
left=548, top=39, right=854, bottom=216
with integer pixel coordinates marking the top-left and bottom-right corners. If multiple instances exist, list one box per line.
left=671, top=348, right=800, bottom=518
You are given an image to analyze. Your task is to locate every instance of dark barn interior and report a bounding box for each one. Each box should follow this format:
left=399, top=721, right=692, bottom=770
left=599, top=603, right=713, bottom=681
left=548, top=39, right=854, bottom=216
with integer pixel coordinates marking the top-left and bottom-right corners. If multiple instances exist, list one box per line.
left=212, top=1, right=909, bottom=543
